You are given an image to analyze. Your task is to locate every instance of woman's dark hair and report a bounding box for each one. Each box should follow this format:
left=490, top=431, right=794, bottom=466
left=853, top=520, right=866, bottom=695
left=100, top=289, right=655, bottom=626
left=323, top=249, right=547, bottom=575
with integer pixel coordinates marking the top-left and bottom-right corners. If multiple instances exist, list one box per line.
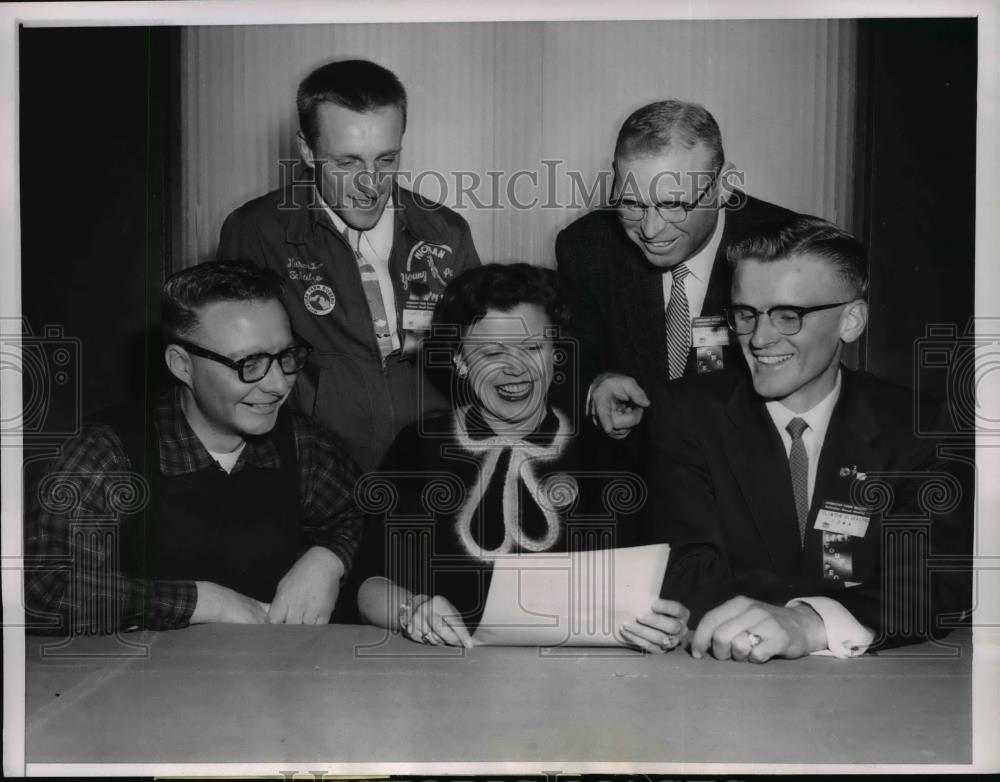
left=426, top=263, right=572, bottom=410
left=162, top=260, right=285, bottom=341
left=432, top=262, right=571, bottom=338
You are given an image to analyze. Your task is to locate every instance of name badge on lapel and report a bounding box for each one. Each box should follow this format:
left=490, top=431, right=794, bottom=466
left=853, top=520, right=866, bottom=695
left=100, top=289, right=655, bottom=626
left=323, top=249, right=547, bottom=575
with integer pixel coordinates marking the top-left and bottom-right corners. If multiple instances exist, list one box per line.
left=816, top=501, right=871, bottom=583
left=399, top=280, right=438, bottom=359
left=691, top=315, right=728, bottom=374
left=401, top=306, right=434, bottom=331
left=815, top=500, right=871, bottom=538
left=401, top=279, right=436, bottom=332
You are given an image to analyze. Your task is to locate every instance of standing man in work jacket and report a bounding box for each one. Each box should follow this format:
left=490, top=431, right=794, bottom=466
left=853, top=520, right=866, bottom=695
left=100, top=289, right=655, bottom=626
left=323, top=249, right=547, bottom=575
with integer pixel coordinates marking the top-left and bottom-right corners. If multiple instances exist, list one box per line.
left=218, top=59, right=481, bottom=471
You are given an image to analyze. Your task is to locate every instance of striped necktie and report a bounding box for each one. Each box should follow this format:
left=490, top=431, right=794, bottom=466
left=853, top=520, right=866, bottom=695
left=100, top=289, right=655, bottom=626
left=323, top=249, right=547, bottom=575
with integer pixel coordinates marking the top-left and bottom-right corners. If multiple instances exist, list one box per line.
left=786, top=417, right=810, bottom=546
left=346, top=228, right=394, bottom=358
left=666, top=262, right=691, bottom=380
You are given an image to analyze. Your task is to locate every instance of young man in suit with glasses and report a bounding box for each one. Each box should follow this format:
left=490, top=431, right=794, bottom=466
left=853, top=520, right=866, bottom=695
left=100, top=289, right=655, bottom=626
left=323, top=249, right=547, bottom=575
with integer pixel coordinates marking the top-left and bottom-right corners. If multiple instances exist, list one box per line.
left=645, top=216, right=970, bottom=661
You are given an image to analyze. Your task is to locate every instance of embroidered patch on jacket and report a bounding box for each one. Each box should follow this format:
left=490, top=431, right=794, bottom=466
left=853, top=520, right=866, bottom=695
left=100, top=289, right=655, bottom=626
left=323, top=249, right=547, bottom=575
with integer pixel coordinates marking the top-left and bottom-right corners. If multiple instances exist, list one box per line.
left=303, top=283, right=336, bottom=316
left=406, top=241, right=455, bottom=290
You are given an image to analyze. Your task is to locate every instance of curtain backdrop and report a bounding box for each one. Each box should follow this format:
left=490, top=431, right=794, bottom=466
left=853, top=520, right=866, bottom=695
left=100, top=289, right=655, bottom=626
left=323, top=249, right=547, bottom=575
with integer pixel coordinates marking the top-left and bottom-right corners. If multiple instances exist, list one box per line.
left=180, top=20, right=856, bottom=268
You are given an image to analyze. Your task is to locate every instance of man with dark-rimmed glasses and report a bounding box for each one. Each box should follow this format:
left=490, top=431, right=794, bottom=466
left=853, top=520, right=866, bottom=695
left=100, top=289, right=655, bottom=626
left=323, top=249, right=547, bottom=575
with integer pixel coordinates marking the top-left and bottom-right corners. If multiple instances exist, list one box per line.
left=25, top=261, right=363, bottom=634
left=644, top=216, right=970, bottom=661
left=556, top=99, right=800, bottom=465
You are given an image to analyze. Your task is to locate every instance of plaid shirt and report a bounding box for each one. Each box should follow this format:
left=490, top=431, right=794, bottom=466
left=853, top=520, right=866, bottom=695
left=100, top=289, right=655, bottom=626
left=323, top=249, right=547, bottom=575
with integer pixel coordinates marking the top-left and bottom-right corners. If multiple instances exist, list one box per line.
left=24, top=387, right=363, bottom=632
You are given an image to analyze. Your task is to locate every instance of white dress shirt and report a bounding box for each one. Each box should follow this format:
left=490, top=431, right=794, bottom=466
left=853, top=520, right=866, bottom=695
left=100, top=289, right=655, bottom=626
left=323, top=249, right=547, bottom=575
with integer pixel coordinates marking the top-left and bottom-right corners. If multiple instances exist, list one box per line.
left=764, top=370, right=875, bottom=658
left=585, top=209, right=729, bottom=411
left=661, top=208, right=726, bottom=319
left=765, top=369, right=841, bottom=504
left=321, top=194, right=400, bottom=350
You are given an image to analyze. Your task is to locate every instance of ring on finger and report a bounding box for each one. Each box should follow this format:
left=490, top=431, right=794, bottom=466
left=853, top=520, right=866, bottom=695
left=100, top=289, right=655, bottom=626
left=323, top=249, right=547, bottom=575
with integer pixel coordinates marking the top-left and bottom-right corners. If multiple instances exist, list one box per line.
left=660, top=635, right=677, bottom=651
left=745, top=631, right=763, bottom=656
left=421, top=631, right=431, bottom=644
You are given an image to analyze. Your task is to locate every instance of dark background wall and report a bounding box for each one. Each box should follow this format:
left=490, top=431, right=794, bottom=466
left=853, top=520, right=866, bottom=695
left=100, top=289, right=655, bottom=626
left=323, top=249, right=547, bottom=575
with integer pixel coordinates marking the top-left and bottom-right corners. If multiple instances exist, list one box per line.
left=854, top=18, right=977, bottom=401
left=19, top=26, right=178, bottom=426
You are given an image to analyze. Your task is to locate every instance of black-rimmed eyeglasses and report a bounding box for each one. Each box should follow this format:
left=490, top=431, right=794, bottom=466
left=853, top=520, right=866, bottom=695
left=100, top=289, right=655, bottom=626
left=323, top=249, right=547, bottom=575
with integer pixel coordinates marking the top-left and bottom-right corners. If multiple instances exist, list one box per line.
left=724, top=302, right=851, bottom=336
left=612, top=172, right=718, bottom=222
left=173, top=337, right=313, bottom=383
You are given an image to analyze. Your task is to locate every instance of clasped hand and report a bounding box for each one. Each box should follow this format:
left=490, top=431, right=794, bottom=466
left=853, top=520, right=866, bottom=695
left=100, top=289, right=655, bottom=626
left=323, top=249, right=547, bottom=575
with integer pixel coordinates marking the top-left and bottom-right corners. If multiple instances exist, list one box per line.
left=190, top=547, right=344, bottom=626
left=401, top=594, right=474, bottom=648
left=690, top=596, right=827, bottom=662
left=267, top=546, right=345, bottom=624
left=619, top=598, right=690, bottom=653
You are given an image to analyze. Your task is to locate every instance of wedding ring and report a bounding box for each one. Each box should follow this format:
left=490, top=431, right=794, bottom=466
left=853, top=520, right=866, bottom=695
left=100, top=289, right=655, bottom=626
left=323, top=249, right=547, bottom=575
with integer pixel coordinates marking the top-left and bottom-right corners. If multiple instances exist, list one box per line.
left=421, top=631, right=431, bottom=644
left=746, top=631, right=763, bottom=649
left=660, top=636, right=677, bottom=650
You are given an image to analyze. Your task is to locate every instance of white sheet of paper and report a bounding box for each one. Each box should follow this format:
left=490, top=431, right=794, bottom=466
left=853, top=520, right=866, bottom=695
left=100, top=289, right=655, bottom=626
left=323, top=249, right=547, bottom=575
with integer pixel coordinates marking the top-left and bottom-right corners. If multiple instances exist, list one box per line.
left=472, top=543, right=670, bottom=646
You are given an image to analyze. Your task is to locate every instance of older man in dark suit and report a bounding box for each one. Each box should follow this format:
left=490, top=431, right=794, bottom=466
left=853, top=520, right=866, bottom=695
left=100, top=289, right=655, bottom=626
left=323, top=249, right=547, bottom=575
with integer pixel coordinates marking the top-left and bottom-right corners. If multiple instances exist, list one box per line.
left=646, top=216, right=970, bottom=661
left=556, top=100, right=798, bottom=441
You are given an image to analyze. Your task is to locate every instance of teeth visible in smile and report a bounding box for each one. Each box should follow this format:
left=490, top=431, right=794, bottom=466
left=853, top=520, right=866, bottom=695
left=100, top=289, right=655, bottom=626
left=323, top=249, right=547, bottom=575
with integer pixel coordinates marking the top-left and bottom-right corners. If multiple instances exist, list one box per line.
left=757, top=354, right=792, bottom=366
left=497, top=382, right=531, bottom=398
left=645, top=238, right=677, bottom=248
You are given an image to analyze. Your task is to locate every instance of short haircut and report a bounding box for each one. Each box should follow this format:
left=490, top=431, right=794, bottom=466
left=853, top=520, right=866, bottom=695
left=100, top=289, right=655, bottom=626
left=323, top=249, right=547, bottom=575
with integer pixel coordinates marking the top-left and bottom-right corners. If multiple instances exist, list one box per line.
left=297, top=59, right=408, bottom=149
left=726, top=215, right=869, bottom=297
left=162, top=260, right=285, bottom=340
left=614, top=100, right=724, bottom=173
left=433, top=263, right=571, bottom=339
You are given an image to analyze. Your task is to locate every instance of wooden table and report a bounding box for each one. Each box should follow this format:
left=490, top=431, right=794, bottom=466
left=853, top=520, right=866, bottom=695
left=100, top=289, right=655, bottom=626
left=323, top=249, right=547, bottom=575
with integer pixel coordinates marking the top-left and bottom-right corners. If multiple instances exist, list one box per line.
left=25, top=625, right=972, bottom=770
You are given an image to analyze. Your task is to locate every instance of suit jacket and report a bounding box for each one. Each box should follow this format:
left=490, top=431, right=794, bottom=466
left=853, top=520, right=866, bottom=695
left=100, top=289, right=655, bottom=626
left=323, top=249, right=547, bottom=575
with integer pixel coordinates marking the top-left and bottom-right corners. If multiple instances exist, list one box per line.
left=555, top=192, right=799, bottom=396
left=645, top=367, right=971, bottom=650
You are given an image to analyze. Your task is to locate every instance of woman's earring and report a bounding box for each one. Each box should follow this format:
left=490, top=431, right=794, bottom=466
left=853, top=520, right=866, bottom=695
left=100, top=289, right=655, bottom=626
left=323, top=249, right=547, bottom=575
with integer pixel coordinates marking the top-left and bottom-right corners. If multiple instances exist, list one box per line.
left=457, top=365, right=469, bottom=379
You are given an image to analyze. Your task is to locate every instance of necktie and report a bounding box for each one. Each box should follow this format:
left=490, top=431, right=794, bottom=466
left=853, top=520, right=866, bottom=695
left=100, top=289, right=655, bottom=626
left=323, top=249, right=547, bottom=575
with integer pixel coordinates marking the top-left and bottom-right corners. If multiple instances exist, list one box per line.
left=666, top=263, right=691, bottom=380
left=346, top=228, right=394, bottom=358
left=786, top=417, right=810, bottom=545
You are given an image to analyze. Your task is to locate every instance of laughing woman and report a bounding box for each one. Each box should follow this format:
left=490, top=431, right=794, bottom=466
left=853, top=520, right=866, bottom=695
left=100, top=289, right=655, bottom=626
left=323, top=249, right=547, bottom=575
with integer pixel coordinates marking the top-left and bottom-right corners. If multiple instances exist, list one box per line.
left=354, top=263, right=688, bottom=651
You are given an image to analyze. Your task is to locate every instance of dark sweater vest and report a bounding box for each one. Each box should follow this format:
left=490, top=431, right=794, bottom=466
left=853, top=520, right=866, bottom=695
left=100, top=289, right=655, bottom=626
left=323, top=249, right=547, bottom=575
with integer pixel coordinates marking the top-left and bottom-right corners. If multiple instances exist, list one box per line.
left=98, top=403, right=303, bottom=603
